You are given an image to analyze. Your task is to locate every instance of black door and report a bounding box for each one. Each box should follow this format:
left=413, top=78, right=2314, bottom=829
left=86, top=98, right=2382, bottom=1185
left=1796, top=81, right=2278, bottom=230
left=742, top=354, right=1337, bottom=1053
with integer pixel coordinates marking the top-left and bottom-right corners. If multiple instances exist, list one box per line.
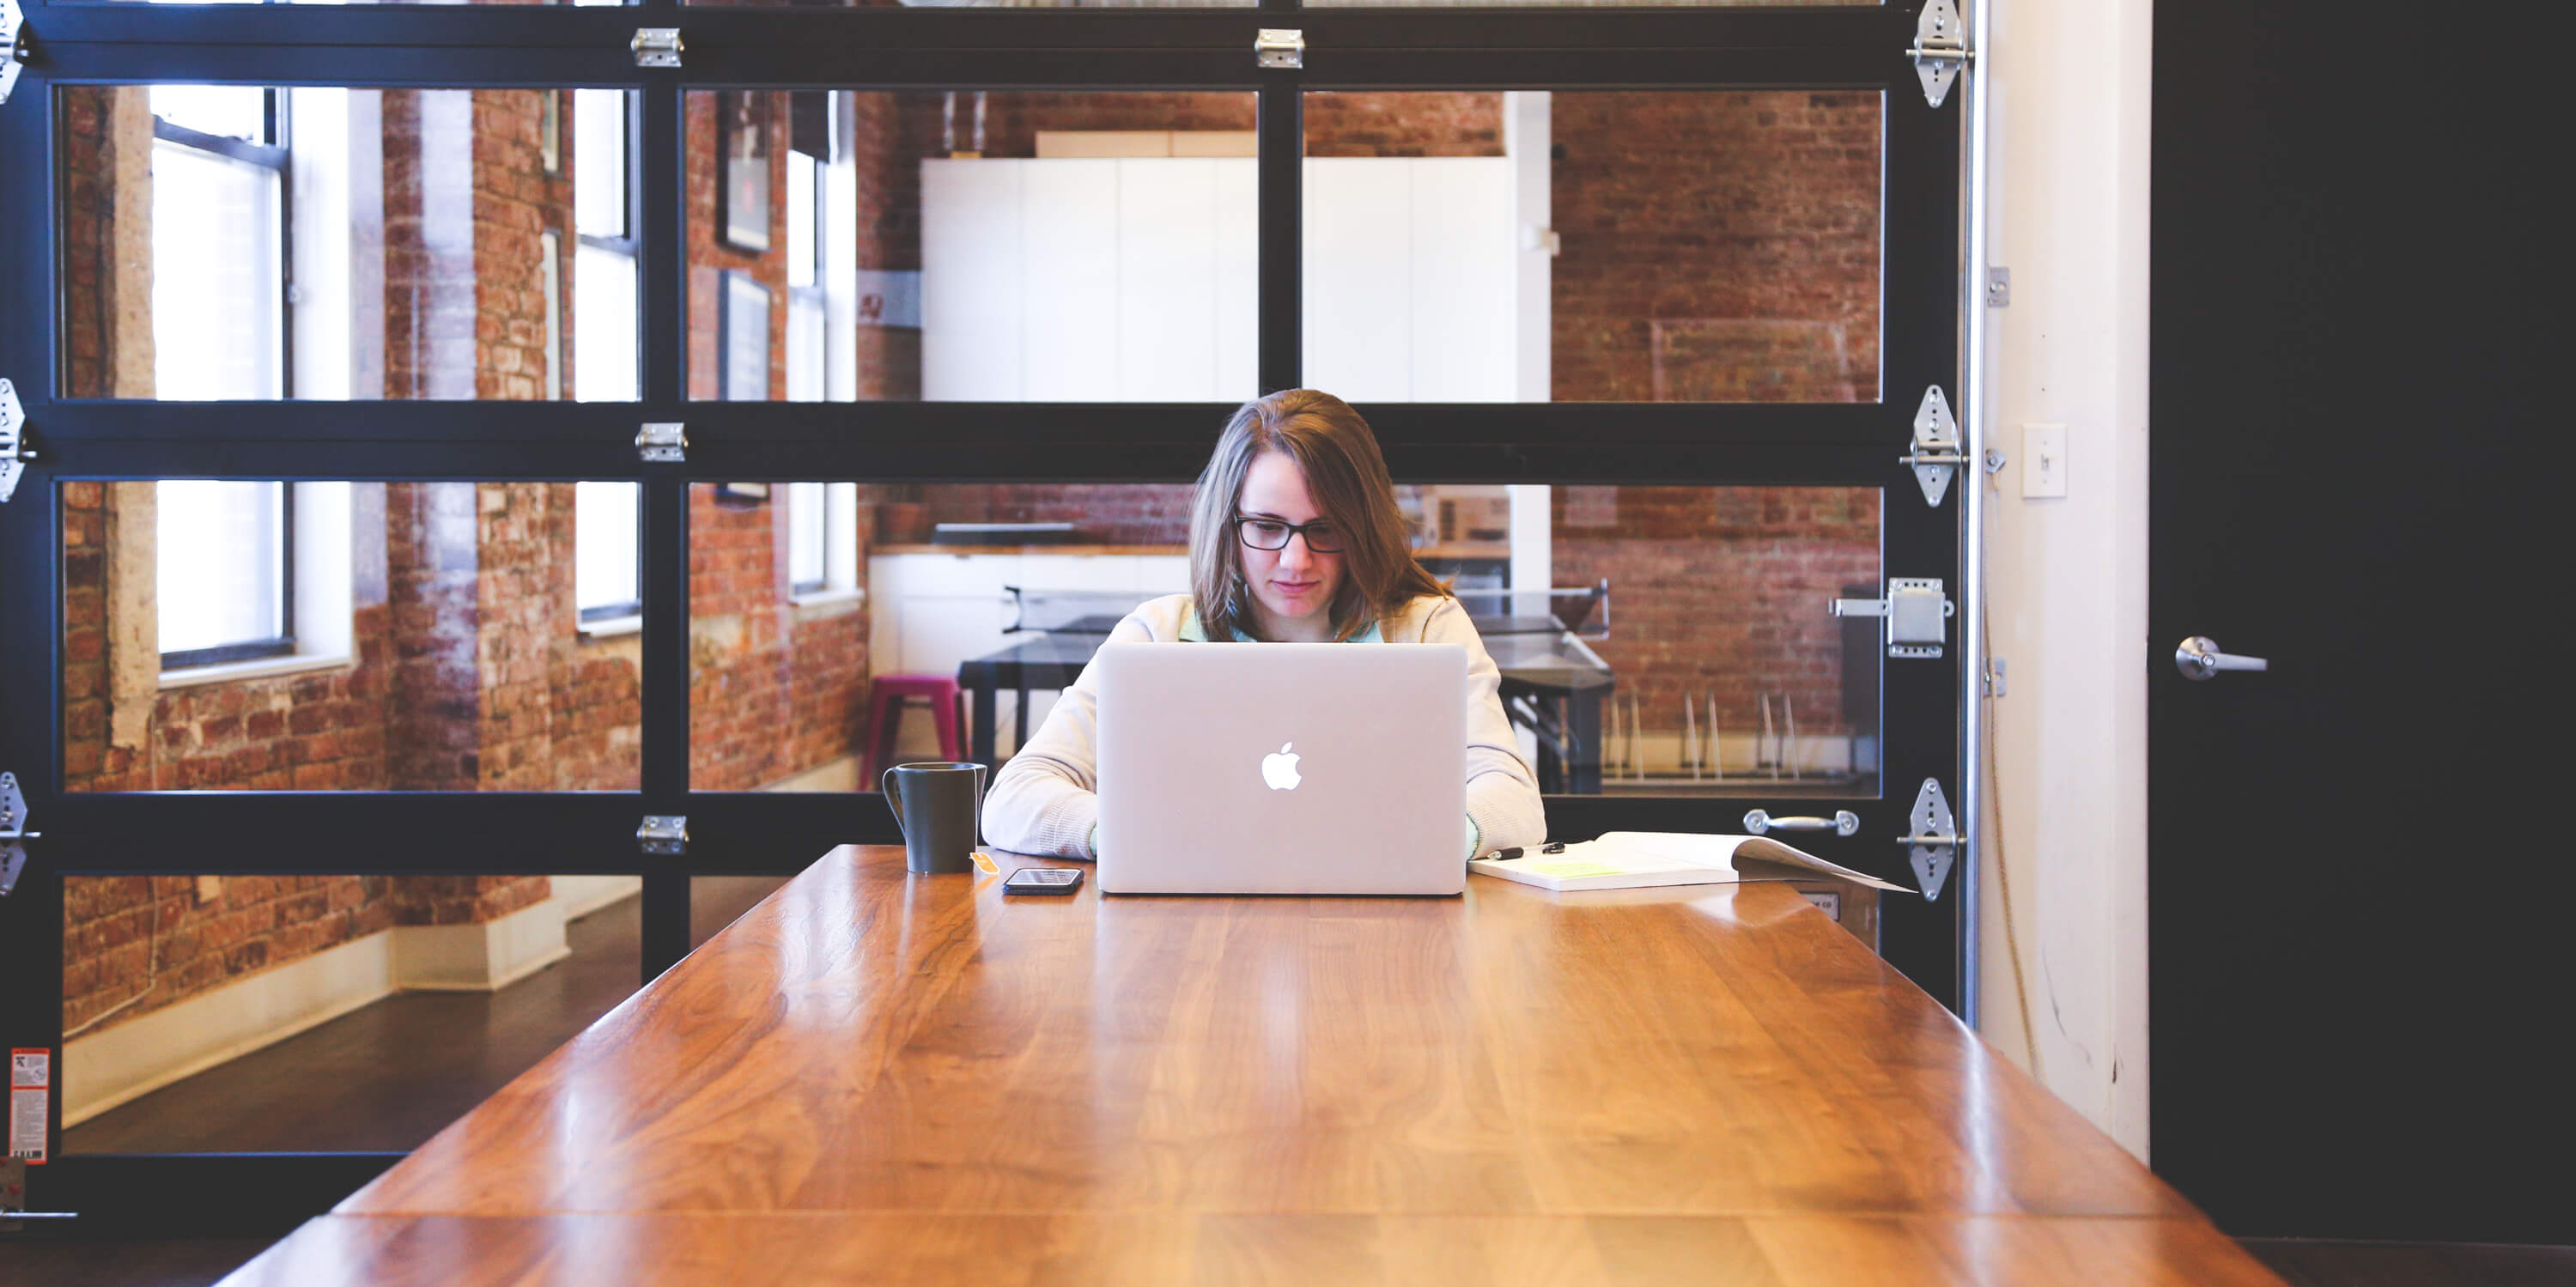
left=2151, top=0, right=2567, bottom=1244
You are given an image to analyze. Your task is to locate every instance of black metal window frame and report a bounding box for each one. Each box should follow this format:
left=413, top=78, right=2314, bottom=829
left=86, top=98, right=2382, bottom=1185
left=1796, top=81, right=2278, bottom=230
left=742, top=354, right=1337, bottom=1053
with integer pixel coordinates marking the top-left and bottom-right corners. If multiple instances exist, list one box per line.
left=0, top=0, right=1964, bottom=1236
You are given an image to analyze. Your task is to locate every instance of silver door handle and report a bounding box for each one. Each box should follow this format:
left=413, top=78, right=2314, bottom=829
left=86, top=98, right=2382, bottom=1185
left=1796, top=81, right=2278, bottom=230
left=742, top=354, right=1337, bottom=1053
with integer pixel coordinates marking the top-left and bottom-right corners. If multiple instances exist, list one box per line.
left=1744, top=810, right=1860, bottom=837
left=2175, top=635, right=2268, bottom=681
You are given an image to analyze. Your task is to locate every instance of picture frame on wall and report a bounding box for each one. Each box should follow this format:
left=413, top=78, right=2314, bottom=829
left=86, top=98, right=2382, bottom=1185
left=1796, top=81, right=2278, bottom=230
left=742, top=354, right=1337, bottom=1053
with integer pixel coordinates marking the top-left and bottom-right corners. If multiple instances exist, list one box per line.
left=720, top=270, right=772, bottom=402
left=717, top=90, right=772, bottom=253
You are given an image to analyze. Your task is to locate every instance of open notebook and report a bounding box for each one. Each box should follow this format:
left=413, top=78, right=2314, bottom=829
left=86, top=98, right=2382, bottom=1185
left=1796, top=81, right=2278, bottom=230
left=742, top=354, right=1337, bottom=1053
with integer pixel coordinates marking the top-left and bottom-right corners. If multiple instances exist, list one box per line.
left=1470, top=832, right=1912, bottom=894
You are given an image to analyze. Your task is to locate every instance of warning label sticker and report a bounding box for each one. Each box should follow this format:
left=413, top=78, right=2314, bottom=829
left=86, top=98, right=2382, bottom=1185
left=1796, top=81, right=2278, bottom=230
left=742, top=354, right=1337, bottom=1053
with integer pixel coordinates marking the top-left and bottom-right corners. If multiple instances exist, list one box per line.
left=9, top=1049, right=50, bottom=1163
left=9, top=1087, right=45, bottom=1163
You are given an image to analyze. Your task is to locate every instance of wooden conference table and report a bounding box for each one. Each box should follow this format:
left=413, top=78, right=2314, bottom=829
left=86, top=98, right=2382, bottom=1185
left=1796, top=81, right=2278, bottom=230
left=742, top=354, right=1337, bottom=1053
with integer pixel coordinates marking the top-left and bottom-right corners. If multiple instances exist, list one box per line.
left=220, top=847, right=2281, bottom=1285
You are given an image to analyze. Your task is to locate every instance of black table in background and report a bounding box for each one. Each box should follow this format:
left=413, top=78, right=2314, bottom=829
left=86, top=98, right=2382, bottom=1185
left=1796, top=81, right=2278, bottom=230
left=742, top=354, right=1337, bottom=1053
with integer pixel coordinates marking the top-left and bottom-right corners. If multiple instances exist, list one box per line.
left=955, top=616, right=1613, bottom=792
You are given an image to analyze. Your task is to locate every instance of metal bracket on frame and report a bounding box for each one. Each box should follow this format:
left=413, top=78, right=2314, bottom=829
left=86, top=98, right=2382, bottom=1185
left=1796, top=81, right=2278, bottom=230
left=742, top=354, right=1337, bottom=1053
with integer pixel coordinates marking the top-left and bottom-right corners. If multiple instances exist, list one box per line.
left=1255, top=28, right=1304, bottom=70
left=0, top=772, right=33, bottom=898
left=631, top=28, right=684, bottom=69
left=637, top=422, right=688, bottom=464
left=1899, top=777, right=1959, bottom=901
left=1898, top=385, right=1965, bottom=507
left=1, top=0, right=27, bottom=107
left=1831, top=577, right=1955, bottom=659
left=1909, top=0, right=1971, bottom=108
left=1742, top=809, right=1860, bottom=837
left=638, top=815, right=688, bottom=856
left=0, top=378, right=32, bottom=504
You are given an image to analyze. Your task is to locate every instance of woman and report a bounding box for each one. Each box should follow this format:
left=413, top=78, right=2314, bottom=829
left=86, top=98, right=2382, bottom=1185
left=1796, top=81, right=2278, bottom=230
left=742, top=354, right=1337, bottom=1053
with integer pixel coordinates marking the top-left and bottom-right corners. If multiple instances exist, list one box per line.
left=981, top=389, right=1547, bottom=861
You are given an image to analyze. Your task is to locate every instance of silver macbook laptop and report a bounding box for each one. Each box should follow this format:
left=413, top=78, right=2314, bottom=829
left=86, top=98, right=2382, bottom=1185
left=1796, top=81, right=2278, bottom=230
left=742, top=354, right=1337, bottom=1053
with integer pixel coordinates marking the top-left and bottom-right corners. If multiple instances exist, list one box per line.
left=1093, top=641, right=1467, bottom=895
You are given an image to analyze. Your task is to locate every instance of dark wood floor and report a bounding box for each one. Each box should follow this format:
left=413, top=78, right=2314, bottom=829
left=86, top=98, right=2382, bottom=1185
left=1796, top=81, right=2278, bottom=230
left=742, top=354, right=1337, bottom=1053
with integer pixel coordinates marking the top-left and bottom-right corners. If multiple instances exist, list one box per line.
left=64, top=877, right=787, bottom=1156
left=11, top=877, right=2566, bottom=1285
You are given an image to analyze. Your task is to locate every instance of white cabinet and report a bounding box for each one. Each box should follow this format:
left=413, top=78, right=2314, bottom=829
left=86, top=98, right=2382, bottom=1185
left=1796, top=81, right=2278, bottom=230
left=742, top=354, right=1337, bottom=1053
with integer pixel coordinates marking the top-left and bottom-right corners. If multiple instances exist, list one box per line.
left=921, top=156, right=1522, bottom=403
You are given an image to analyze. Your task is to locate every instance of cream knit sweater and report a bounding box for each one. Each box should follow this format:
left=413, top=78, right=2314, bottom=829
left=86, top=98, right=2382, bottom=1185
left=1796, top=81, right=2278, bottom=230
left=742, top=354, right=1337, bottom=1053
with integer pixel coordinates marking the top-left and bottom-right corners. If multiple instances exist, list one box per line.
left=980, top=592, right=1547, bottom=860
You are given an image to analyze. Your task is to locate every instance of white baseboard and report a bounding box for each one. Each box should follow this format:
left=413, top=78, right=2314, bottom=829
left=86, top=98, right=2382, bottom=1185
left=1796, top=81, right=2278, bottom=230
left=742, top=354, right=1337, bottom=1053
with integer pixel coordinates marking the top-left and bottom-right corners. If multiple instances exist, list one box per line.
left=62, top=879, right=636, bottom=1126
left=762, top=755, right=860, bottom=794
left=551, top=874, right=644, bottom=920
left=65, top=932, right=399, bottom=1126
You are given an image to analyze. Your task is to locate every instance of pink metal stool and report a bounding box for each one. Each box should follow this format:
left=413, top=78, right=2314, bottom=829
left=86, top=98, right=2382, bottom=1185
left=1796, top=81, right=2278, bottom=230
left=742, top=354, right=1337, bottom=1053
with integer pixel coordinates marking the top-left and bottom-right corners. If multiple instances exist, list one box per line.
left=866, top=674, right=965, bottom=777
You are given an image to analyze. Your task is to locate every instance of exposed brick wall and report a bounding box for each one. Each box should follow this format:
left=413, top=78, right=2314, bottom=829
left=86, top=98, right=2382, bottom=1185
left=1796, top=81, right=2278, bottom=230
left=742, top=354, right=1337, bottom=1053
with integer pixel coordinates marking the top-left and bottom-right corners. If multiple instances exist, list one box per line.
left=1304, top=92, right=1504, bottom=159
left=64, top=877, right=398, bottom=1036
left=56, top=88, right=155, bottom=400
left=689, top=90, right=791, bottom=401
left=472, top=90, right=578, bottom=400
left=688, top=486, right=871, bottom=790
left=907, top=483, right=1198, bottom=547
left=1553, top=487, right=1878, bottom=738
left=1552, top=91, right=1880, bottom=404
left=386, top=482, right=484, bottom=790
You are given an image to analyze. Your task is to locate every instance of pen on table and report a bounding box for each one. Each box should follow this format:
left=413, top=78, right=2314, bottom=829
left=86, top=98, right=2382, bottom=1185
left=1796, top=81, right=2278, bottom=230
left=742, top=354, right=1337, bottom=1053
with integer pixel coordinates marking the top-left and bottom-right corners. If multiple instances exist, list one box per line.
left=1476, top=842, right=1566, bottom=862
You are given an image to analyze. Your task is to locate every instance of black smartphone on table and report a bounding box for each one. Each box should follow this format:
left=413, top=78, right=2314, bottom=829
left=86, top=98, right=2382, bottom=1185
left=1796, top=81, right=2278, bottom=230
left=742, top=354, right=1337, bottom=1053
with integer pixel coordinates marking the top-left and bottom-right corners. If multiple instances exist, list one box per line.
left=1002, top=866, right=1083, bottom=895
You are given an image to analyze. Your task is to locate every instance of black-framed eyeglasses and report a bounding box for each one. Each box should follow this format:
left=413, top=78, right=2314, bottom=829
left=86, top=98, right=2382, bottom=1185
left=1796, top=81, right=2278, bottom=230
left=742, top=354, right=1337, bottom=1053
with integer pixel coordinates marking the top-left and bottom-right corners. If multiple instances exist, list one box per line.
left=1234, top=516, right=1346, bottom=554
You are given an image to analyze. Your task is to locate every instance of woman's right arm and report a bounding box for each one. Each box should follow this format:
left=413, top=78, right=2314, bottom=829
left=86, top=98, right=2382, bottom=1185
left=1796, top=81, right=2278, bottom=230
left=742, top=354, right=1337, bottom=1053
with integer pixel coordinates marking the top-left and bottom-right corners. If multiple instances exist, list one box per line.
left=977, top=611, right=1158, bottom=859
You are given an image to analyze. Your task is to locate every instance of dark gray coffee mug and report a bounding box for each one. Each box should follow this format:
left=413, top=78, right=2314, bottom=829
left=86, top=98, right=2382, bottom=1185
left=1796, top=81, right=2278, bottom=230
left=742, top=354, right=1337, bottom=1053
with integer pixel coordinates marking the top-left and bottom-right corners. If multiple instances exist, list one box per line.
left=882, top=761, right=987, bottom=875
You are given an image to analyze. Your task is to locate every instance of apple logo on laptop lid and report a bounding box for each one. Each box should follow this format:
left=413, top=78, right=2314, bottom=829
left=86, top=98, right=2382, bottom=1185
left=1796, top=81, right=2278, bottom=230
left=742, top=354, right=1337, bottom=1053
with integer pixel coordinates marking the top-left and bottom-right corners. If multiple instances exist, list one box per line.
left=1261, top=742, right=1302, bottom=791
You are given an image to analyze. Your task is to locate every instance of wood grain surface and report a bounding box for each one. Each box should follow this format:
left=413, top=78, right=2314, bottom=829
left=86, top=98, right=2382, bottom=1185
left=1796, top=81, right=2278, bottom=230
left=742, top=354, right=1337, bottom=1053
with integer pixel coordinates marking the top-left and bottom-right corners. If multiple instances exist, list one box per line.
left=219, top=847, right=2280, bottom=1284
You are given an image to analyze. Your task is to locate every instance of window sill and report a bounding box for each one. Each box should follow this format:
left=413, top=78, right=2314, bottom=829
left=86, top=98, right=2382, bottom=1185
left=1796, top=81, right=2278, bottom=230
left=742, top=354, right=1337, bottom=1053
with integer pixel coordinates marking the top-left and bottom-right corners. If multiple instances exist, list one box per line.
left=159, top=651, right=354, bottom=691
left=791, top=586, right=866, bottom=623
left=579, top=614, right=643, bottom=639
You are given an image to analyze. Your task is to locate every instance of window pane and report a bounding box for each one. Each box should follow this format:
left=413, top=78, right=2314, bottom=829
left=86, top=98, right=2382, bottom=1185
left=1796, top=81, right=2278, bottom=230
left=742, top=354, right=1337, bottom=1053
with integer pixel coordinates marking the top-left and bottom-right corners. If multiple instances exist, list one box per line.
left=1303, top=91, right=1882, bottom=404
left=574, top=244, right=639, bottom=402
left=59, top=85, right=635, bottom=401
left=156, top=482, right=285, bottom=656
left=787, top=150, right=818, bottom=290
left=64, top=480, right=642, bottom=792
left=689, top=90, right=1259, bottom=403
left=573, top=89, right=629, bottom=240
left=787, top=482, right=828, bottom=591
left=787, top=294, right=827, bottom=402
left=575, top=482, right=641, bottom=617
left=61, top=873, right=640, bottom=1154
left=696, top=481, right=1877, bottom=798
left=151, top=143, right=283, bottom=400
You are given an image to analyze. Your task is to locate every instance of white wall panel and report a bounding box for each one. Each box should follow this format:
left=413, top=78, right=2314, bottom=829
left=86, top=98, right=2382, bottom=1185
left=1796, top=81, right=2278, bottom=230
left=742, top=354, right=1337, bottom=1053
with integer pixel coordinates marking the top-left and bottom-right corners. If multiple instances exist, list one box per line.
left=1302, top=158, right=1413, bottom=402
left=1214, top=160, right=1261, bottom=402
left=1020, top=161, right=1121, bottom=401
left=1409, top=158, right=1516, bottom=403
left=1116, top=160, right=1219, bottom=401
left=920, top=161, right=1024, bottom=400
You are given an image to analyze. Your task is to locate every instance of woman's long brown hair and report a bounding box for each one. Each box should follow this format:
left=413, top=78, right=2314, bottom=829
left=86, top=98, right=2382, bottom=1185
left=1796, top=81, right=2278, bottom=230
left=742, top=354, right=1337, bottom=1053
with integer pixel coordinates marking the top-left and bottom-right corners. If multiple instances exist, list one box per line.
left=1188, top=390, right=1450, bottom=642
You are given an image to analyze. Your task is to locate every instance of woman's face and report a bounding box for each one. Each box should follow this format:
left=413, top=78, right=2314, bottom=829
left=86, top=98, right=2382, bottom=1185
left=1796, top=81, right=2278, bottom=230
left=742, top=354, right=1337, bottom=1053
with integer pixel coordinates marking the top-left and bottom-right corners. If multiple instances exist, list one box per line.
left=1236, top=450, right=1347, bottom=639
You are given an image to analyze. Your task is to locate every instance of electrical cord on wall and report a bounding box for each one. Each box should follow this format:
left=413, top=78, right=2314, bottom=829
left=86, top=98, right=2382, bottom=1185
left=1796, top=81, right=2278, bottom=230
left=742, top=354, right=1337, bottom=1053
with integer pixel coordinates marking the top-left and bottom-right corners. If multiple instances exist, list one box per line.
left=1982, top=468, right=2042, bottom=1081
left=63, top=883, right=165, bottom=1040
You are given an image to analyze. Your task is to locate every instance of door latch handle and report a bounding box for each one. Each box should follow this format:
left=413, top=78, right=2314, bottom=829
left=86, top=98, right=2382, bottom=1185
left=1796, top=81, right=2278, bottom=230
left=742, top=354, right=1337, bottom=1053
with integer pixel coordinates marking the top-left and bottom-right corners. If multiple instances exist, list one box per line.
left=2175, top=636, right=2268, bottom=681
left=1743, top=809, right=1859, bottom=837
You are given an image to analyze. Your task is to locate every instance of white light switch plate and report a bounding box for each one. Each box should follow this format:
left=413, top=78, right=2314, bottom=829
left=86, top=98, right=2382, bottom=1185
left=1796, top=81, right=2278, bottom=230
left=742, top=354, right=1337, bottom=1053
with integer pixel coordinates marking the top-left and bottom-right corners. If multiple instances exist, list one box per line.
left=2022, top=423, right=2068, bottom=498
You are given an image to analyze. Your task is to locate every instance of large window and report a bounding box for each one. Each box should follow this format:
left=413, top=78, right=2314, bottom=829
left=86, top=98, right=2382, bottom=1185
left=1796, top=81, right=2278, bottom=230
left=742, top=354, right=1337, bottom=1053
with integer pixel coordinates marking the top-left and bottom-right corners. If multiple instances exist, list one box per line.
left=150, top=88, right=286, bottom=401
left=6, top=0, right=1967, bottom=1233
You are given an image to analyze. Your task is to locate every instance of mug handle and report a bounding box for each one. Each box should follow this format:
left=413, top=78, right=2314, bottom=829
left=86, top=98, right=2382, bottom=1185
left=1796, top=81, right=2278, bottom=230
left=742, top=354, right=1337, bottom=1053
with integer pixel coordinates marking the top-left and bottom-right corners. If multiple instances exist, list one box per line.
left=881, top=765, right=906, bottom=838
left=971, top=762, right=987, bottom=844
